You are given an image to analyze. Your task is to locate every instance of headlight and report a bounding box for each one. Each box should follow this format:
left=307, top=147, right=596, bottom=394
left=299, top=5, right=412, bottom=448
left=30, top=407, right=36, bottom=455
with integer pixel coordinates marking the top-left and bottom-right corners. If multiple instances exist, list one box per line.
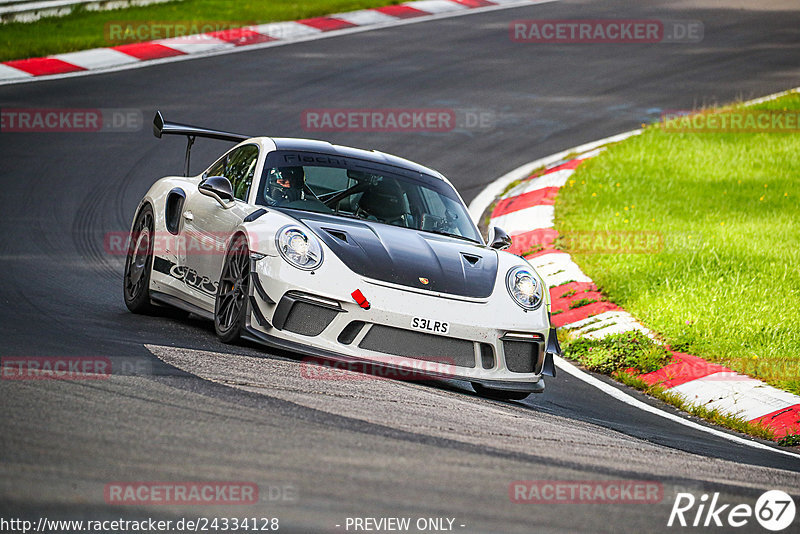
left=506, top=266, right=543, bottom=310
left=276, top=226, right=323, bottom=270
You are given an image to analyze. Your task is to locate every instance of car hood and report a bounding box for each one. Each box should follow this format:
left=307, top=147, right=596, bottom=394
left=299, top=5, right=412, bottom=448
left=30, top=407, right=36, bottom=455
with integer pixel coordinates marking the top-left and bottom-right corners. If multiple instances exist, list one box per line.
left=285, top=210, right=498, bottom=298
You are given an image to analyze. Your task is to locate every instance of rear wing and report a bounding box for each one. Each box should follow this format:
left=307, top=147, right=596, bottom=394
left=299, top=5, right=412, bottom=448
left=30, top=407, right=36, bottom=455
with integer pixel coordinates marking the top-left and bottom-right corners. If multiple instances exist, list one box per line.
left=152, top=111, right=251, bottom=176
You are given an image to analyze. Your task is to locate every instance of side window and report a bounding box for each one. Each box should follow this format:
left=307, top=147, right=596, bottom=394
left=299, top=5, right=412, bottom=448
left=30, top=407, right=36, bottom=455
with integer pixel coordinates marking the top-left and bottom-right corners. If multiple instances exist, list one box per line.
left=225, top=145, right=260, bottom=201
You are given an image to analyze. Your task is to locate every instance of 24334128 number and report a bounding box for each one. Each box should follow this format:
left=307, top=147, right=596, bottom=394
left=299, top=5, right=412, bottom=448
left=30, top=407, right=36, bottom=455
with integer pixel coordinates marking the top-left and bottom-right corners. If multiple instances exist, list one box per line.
left=193, top=517, right=279, bottom=531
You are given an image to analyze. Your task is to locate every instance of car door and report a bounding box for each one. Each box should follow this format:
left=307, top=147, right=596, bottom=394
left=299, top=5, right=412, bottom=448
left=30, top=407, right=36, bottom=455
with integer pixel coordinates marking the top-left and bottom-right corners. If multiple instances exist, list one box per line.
left=179, top=144, right=260, bottom=308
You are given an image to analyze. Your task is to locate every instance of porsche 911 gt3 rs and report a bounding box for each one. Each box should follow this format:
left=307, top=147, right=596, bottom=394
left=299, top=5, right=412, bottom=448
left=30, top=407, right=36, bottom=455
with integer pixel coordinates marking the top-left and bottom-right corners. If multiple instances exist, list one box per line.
left=124, top=112, right=560, bottom=400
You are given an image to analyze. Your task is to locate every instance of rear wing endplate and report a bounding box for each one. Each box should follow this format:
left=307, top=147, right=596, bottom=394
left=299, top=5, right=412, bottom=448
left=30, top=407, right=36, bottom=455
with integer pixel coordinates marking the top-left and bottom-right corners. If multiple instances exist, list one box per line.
left=153, top=111, right=251, bottom=176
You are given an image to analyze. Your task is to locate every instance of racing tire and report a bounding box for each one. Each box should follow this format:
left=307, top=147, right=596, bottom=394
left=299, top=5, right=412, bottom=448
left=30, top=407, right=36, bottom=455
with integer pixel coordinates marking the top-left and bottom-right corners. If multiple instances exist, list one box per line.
left=214, top=234, right=251, bottom=344
left=471, top=383, right=531, bottom=401
left=123, top=205, right=157, bottom=314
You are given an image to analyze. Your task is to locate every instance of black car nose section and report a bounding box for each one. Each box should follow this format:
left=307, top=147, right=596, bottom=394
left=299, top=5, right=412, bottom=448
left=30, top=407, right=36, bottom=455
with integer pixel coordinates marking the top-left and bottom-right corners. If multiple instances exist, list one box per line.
left=287, top=211, right=498, bottom=298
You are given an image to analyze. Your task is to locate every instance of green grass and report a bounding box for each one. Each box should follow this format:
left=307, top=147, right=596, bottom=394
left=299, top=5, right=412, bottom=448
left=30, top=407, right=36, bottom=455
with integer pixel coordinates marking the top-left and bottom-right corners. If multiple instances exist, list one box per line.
left=0, top=0, right=399, bottom=62
left=568, top=297, right=598, bottom=309
left=555, top=92, right=800, bottom=396
left=778, top=433, right=800, bottom=447
left=562, top=331, right=671, bottom=375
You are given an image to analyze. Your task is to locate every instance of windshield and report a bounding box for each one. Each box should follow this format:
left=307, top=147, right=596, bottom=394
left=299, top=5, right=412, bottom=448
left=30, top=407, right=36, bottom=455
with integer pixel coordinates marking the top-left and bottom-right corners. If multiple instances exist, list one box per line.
left=256, top=150, right=482, bottom=243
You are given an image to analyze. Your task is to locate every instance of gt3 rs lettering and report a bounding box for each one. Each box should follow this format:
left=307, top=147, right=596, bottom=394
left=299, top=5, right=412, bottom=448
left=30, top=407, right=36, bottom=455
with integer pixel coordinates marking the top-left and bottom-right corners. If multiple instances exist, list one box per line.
left=411, top=317, right=449, bottom=335
left=153, top=257, right=218, bottom=296
left=170, top=265, right=218, bottom=296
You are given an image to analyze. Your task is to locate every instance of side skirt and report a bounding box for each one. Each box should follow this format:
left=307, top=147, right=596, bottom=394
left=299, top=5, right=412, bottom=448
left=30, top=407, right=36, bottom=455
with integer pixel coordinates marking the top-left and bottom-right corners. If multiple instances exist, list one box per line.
left=151, top=291, right=214, bottom=321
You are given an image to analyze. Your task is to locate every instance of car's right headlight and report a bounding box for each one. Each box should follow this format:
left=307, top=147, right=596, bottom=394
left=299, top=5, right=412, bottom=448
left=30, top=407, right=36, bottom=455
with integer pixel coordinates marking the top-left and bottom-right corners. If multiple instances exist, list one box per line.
left=506, top=266, right=543, bottom=310
left=276, top=225, right=323, bottom=270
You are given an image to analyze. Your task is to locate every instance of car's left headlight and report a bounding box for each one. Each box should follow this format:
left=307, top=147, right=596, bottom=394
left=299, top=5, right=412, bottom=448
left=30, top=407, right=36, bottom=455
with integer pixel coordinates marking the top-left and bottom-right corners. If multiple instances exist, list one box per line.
left=506, top=266, right=543, bottom=310
left=276, top=225, right=323, bottom=270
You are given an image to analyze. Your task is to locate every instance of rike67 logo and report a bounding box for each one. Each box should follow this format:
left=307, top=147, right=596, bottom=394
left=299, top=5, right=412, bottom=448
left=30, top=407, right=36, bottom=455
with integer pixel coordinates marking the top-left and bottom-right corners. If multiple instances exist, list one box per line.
left=668, top=490, right=796, bottom=531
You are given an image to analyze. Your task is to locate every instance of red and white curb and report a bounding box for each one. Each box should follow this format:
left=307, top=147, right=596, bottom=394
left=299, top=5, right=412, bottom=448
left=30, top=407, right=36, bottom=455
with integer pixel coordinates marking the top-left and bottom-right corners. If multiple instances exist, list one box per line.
left=470, top=130, right=800, bottom=441
left=0, top=0, right=546, bottom=85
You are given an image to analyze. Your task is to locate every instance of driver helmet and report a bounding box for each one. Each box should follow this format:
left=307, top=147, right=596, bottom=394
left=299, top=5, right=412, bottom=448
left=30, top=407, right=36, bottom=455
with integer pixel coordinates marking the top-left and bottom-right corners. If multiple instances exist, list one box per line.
left=267, top=166, right=305, bottom=203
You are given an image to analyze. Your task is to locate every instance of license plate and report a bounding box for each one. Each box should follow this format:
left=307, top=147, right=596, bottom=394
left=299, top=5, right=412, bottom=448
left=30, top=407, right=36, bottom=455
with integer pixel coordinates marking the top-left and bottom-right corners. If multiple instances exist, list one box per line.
left=411, top=317, right=450, bottom=335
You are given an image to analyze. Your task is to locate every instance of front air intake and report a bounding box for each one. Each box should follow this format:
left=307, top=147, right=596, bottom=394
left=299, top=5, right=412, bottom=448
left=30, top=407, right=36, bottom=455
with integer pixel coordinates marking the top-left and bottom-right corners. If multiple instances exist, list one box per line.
left=359, top=325, right=476, bottom=368
left=502, top=335, right=545, bottom=374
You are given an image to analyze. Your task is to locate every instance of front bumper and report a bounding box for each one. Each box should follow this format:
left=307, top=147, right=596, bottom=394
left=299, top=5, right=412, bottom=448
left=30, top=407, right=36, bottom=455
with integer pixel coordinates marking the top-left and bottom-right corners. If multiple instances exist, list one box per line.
left=246, top=253, right=557, bottom=391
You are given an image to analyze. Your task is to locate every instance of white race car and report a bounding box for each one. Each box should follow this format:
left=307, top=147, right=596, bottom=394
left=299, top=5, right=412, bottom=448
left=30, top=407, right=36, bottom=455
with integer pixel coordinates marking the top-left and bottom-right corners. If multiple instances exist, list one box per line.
left=124, top=112, right=559, bottom=400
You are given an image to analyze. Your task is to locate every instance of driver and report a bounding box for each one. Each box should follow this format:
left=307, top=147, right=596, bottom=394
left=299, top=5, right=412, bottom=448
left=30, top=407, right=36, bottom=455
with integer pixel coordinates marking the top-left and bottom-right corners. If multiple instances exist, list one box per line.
left=267, top=166, right=305, bottom=204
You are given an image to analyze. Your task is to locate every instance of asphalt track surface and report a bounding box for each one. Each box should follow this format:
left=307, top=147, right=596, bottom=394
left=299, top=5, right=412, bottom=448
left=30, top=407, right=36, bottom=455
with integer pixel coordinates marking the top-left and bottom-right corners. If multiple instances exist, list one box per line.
left=1, top=1, right=800, bottom=532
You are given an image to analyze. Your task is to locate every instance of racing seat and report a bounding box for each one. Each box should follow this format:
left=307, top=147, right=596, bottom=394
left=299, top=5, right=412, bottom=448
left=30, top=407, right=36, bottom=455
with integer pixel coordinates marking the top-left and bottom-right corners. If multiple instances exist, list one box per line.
left=356, top=179, right=410, bottom=227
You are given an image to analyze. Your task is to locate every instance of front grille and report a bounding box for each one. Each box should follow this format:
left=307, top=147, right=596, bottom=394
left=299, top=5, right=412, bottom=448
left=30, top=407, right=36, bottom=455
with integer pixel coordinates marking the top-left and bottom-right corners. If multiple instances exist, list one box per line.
left=358, top=325, right=476, bottom=368
left=503, top=340, right=544, bottom=373
left=283, top=301, right=338, bottom=336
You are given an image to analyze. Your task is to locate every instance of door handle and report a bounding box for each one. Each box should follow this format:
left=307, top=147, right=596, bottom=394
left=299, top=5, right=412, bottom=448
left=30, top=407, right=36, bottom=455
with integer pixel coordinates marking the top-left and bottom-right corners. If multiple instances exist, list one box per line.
left=183, top=211, right=194, bottom=221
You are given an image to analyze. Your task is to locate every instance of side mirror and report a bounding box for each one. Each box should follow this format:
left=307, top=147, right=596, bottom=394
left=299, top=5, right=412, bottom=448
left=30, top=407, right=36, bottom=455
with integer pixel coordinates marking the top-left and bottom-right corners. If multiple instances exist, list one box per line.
left=488, top=226, right=512, bottom=250
left=199, top=176, right=235, bottom=208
